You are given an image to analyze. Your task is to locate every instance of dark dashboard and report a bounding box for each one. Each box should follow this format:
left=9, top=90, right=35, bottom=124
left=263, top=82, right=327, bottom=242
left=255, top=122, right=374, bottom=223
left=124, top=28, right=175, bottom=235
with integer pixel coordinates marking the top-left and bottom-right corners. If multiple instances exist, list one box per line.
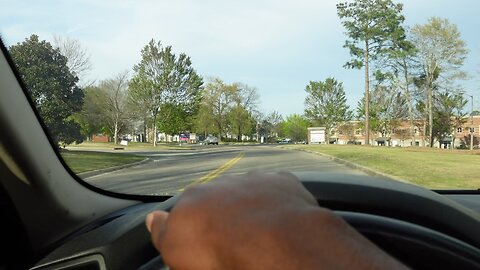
left=30, top=173, right=480, bottom=270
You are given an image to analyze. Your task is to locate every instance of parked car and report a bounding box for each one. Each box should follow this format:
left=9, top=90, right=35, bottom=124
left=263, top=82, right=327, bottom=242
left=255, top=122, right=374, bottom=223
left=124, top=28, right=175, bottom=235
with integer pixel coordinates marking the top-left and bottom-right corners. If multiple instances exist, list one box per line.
left=205, top=135, right=219, bottom=145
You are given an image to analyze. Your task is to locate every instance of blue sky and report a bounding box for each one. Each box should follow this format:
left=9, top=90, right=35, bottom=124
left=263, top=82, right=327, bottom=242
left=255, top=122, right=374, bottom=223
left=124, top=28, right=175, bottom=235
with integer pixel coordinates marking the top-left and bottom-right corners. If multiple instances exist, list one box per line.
left=1, top=0, right=479, bottom=116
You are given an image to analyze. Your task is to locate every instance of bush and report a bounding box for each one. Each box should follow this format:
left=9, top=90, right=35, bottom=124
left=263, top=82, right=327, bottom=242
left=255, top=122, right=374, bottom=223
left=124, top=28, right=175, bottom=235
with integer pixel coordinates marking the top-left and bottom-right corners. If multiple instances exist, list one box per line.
left=221, top=137, right=239, bottom=143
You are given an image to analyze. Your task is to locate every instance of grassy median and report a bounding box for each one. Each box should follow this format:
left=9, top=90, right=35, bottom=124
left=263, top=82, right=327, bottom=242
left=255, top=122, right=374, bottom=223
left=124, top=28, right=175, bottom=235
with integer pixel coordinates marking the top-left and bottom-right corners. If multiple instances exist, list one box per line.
left=67, top=141, right=192, bottom=150
left=60, top=151, right=145, bottom=174
left=284, top=145, right=480, bottom=190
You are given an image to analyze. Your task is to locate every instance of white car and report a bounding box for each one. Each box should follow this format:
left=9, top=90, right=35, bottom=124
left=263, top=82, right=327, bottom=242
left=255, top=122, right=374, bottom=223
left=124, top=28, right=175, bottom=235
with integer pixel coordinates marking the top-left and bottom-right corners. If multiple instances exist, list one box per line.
left=205, top=135, right=219, bottom=145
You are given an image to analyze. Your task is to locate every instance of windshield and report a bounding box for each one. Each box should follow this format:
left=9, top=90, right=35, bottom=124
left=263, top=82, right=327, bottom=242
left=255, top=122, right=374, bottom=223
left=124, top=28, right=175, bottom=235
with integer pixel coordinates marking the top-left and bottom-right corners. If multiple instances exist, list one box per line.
left=1, top=0, right=479, bottom=195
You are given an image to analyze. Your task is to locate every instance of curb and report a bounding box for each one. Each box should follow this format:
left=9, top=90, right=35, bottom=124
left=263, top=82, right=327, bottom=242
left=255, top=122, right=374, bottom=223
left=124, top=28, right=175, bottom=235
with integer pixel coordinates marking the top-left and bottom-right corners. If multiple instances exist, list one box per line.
left=78, top=158, right=152, bottom=178
left=281, top=146, right=411, bottom=184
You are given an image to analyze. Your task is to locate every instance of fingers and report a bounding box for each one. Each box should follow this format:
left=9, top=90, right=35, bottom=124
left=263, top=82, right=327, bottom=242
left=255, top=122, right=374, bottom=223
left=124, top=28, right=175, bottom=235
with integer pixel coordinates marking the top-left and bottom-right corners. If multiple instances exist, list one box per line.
left=146, top=210, right=169, bottom=252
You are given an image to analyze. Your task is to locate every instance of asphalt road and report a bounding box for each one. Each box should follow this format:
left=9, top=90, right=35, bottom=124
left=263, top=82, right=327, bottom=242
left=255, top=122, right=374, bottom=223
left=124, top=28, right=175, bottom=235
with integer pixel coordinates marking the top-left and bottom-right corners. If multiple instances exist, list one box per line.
left=85, top=145, right=367, bottom=195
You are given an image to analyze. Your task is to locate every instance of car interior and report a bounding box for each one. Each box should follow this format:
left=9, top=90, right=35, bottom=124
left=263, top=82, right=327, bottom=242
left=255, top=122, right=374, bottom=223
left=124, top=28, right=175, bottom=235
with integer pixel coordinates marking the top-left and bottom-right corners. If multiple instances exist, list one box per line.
left=1, top=35, right=480, bottom=270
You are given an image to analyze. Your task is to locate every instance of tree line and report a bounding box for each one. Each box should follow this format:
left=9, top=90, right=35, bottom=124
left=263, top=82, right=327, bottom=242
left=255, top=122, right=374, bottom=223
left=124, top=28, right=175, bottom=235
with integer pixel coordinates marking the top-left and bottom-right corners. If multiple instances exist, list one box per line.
left=298, top=0, right=472, bottom=147
left=8, top=35, right=274, bottom=145
left=8, top=0, right=475, bottom=147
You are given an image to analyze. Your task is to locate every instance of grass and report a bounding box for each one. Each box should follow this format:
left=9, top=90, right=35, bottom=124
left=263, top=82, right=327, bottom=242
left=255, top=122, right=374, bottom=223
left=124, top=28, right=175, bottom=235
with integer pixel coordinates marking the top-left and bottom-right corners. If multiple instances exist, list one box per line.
left=67, top=141, right=192, bottom=150
left=60, top=150, right=145, bottom=174
left=283, top=144, right=480, bottom=190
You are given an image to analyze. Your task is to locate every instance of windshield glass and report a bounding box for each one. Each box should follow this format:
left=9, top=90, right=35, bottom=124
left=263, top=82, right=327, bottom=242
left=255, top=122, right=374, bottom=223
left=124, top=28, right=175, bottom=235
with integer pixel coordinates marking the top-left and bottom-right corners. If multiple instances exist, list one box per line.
left=1, top=0, right=479, bottom=195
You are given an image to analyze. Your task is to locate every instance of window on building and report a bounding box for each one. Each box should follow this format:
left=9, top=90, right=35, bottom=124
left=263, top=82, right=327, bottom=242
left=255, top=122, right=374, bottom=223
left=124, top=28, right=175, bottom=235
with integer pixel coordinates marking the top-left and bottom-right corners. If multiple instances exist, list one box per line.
left=355, top=129, right=361, bottom=135
left=457, top=127, right=462, bottom=133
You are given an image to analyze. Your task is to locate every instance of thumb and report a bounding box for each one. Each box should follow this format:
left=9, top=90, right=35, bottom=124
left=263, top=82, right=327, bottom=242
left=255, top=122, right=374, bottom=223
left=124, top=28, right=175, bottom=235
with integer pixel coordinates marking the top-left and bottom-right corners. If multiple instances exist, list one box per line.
left=146, top=210, right=169, bottom=233
left=146, top=210, right=170, bottom=252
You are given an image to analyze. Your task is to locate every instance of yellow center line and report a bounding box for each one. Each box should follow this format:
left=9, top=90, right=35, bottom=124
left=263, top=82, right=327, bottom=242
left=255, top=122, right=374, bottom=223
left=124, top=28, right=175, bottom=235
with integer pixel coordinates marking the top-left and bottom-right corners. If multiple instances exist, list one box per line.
left=179, top=152, right=245, bottom=191
left=200, top=152, right=245, bottom=184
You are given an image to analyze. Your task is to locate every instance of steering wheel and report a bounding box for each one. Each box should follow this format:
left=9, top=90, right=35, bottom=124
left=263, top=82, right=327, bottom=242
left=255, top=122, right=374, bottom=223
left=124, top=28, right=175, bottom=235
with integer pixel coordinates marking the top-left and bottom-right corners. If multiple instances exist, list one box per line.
left=139, top=174, right=480, bottom=269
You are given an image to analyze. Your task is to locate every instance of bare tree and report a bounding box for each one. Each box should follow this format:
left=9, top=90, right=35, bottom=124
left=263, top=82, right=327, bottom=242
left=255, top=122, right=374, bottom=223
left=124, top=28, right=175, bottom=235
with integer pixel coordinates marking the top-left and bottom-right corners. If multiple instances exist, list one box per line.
left=235, top=83, right=260, bottom=114
left=411, top=17, right=468, bottom=147
left=53, top=35, right=92, bottom=85
left=266, top=111, right=283, bottom=138
left=99, top=71, right=130, bottom=144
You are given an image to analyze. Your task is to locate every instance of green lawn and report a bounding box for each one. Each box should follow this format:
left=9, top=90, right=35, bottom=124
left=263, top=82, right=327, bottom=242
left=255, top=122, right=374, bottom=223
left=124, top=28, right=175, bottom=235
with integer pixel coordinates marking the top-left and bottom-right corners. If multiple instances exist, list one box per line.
left=61, top=151, right=145, bottom=174
left=284, top=145, right=480, bottom=190
left=67, top=141, right=192, bottom=150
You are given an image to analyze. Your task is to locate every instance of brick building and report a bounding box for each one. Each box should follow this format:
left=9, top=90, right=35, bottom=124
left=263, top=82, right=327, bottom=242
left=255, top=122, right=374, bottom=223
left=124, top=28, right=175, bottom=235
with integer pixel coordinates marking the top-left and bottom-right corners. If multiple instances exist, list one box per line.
left=329, top=116, right=480, bottom=148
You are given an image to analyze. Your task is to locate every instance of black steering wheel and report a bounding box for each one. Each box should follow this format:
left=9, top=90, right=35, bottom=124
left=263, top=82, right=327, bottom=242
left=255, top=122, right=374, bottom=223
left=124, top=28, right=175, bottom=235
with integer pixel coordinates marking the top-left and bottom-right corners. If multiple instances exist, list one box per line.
left=139, top=173, right=480, bottom=270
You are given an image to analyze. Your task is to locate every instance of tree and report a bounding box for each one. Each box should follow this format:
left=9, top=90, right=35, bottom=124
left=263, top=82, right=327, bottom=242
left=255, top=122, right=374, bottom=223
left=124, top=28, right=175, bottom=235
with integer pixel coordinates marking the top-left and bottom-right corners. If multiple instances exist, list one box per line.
left=411, top=17, right=468, bottom=147
left=9, top=34, right=84, bottom=145
left=158, top=103, right=194, bottom=136
left=71, top=86, right=105, bottom=140
left=97, top=71, right=130, bottom=144
left=375, top=27, right=419, bottom=145
left=267, top=111, right=284, bottom=136
left=357, top=84, right=408, bottom=144
left=337, top=0, right=408, bottom=145
left=228, top=83, right=259, bottom=141
left=338, top=122, right=358, bottom=143
left=196, top=80, right=259, bottom=141
left=129, top=39, right=203, bottom=146
left=304, top=78, right=352, bottom=143
left=195, top=78, right=236, bottom=140
left=432, top=92, right=467, bottom=148
left=228, top=105, right=255, bottom=141
left=282, top=114, right=310, bottom=142
left=53, top=35, right=92, bottom=86
left=261, top=111, right=284, bottom=141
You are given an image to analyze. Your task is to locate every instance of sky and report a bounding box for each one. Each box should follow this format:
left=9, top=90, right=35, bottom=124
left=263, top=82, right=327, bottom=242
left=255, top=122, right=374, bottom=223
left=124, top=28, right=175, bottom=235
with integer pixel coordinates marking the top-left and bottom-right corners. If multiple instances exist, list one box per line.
left=1, top=0, right=480, bottom=116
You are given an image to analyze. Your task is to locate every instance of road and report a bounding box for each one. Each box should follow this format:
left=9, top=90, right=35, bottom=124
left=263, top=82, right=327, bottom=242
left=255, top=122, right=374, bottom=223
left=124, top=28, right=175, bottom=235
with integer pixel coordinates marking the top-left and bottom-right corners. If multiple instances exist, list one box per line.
left=85, top=145, right=367, bottom=195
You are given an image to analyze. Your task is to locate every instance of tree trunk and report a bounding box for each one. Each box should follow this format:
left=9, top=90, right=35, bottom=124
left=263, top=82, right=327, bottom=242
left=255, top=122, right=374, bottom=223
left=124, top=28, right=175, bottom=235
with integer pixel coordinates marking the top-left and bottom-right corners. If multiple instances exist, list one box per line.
left=325, top=127, right=330, bottom=145
left=403, top=65, right=415, bottom=147
left=143, top=119, right=147, bottom=143
left=364, top=40, right=370, bottom=145
left=114, top=122, right=118, bottom=145
left=218, top=123, right=222, bottom=143
left=152, top=114, right=157, bottom=147
left=422, top=119, right=427, bottom=147
left=153, top=124, right=157, bottom=147
left=409, top=107, right=415, bottom=146
left=428, top=85, right=433, bottom=147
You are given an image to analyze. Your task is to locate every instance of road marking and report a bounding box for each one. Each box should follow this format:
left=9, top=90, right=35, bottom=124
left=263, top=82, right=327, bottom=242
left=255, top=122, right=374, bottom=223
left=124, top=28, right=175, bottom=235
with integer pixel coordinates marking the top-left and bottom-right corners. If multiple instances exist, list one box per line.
left=179, top=152, right=245, bottom=191
left=199, top=152, right=245, bottom=184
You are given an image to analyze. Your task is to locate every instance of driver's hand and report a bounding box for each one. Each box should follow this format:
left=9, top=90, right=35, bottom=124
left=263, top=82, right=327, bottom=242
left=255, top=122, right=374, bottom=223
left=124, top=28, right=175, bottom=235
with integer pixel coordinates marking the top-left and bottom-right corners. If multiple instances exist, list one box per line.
left=146, top=172, right=407, bottom=270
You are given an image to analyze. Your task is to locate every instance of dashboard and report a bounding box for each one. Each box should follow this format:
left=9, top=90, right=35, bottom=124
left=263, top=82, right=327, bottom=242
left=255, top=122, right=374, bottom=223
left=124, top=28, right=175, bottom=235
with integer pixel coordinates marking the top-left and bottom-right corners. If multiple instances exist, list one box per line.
left=29, top=173, right=480, bottom=270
